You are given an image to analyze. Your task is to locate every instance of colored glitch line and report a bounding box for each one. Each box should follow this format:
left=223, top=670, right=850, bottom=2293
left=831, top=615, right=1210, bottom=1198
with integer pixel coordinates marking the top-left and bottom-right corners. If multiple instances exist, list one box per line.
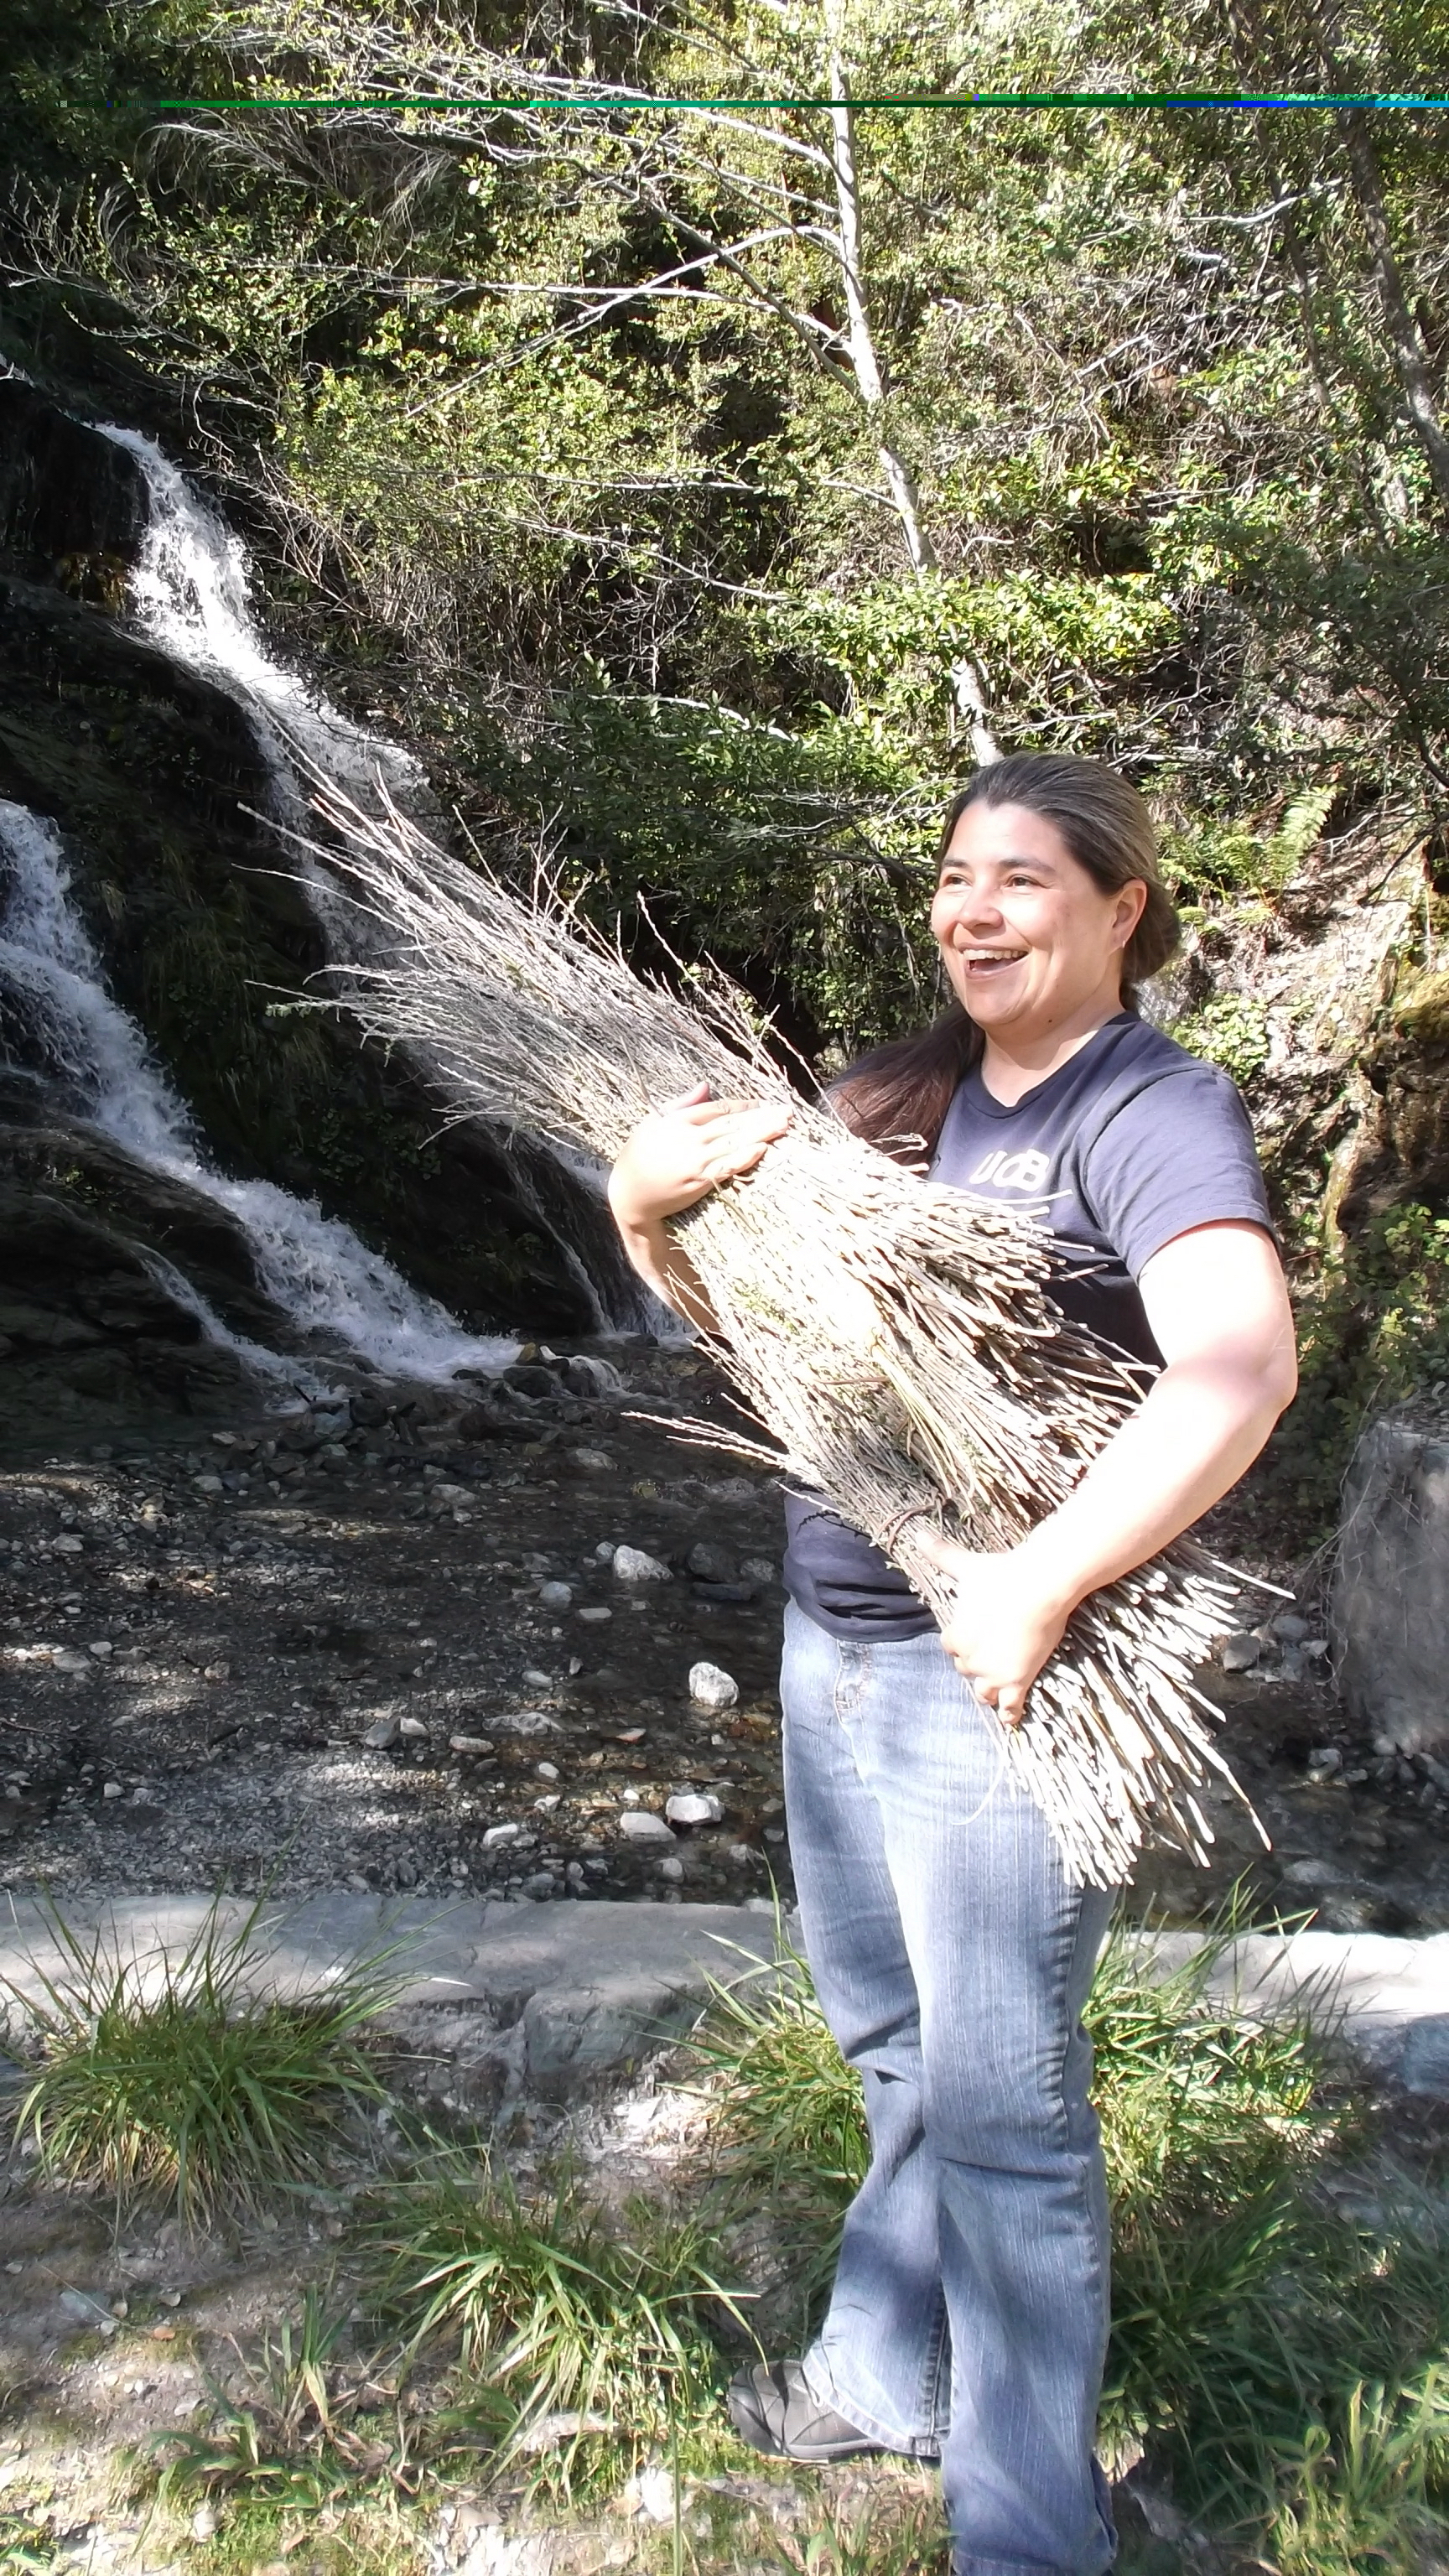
left=116, top=90, right=1449, bottom=112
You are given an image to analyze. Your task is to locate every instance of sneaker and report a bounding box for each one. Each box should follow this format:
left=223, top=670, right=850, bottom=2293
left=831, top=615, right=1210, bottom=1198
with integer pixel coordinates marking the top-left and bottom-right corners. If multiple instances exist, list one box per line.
left=727, top=2358, right=882, bottom=2462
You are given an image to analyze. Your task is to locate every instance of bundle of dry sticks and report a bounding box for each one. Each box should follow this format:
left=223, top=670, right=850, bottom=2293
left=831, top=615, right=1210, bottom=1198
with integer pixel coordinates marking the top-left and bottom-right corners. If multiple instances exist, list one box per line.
left=304, top=780, right=1264, bottom=1888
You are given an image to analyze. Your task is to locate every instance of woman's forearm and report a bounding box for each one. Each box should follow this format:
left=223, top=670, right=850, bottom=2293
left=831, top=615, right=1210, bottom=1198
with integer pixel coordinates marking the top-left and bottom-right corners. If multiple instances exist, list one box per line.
left=612, top=1213, right=721, bottom=1336
left=1017, top=1349, right=1293, bottom=1617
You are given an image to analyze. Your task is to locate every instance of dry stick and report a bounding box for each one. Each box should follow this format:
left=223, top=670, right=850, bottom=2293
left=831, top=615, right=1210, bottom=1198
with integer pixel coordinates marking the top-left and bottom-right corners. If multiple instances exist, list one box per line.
left=293, top=776, right=1265, bottom=1888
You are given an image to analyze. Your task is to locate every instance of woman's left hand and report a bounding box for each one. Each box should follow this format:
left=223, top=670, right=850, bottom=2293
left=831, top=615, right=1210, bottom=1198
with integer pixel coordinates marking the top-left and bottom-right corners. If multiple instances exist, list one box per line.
left=917, top=1535, right=1073, bottom=1727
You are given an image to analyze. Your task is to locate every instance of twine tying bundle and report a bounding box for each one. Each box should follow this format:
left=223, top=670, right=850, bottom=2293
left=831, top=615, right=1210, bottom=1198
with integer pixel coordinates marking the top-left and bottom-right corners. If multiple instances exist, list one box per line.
left=303, top=779, right=1264, bottom=1888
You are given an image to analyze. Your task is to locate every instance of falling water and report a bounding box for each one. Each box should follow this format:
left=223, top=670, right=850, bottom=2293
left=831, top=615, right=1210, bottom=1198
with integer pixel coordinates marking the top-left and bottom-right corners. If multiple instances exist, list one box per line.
left=91, top=423, right=650, bottom=1332
left=0, top=798, right=517, bottom=1384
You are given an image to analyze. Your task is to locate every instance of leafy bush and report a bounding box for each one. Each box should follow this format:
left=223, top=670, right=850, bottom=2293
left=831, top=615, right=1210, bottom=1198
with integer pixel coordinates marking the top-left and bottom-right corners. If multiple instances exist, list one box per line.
left=1268, top=1201, right=1449, bottom=1529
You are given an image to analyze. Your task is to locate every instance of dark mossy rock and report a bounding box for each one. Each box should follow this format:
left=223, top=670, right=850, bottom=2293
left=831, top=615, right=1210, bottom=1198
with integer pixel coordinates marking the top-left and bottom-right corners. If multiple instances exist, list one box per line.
left=0, top=383, right=641, bottom=1358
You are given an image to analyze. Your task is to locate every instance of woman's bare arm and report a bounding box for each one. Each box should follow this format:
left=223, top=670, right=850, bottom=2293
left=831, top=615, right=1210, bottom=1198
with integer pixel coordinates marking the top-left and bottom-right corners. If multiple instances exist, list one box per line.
left=924, top=1220, right=1298, bottom=1723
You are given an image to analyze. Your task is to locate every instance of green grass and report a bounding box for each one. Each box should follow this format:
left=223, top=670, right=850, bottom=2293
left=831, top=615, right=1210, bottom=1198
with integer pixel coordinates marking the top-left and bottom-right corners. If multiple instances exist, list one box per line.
left=361, top=2157, right=747, bottom=2489
left=2, top=1896, right=402, bottom=2225
left=87, top=1899, right=1449, bottom=2570
left=691, top=1916, right=1449, bottom=2569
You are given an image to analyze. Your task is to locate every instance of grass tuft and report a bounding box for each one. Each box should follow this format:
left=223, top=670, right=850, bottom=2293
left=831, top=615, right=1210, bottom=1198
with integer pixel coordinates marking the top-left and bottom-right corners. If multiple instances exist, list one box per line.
left=363, top=2154, right=746, bottom=2483
left=3, top=1896, right=402, bottom=2224
left=692, top=1911, right=1449, bottom=2563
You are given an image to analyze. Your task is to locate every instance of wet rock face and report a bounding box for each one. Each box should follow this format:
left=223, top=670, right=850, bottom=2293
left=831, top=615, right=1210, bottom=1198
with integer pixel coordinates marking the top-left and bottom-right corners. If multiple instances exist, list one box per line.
left=0, top=1122, right=287, bottom=1438
left=0, top=377, right=150, bottom=589
left=1333, top=1417, right=1449, bottom=1758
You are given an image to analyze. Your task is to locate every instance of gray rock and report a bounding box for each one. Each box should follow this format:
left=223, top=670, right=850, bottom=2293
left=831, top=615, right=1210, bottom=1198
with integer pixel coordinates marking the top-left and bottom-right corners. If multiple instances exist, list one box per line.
left=398, top=1716, right=429, bottom=1740
left=688, top=1659, right=739, bottom=1711
left=1306, top=1746, right=1343, bottom=1779
left=1333, top=1418, right=1449, bottom=1755
left=564, top=1353, right=623, bottom=1398
left=657, top=1857, right=685, bottom=1883
left=613, top=1545, right=672, bottom=1585
left=1400, top=2013, right=1449, bottom=2094
left=740, top=1555, right=777, bottom=1585
left=1273, top=1612, right=1311, bottom=1644
left=449, top=1734, right=496, bottom=1756
left=685, top=1541, right=734, bottom=1583
left=666, top=1790, right=724, bottom=1826
left=538, top=1580, right=573, bottom=1611
left=1219, top=1632, right=1261, bottom=1672
left=619, top=1809, right=676, bottom=1843
left=482, top=1822, right=522, bottom=1849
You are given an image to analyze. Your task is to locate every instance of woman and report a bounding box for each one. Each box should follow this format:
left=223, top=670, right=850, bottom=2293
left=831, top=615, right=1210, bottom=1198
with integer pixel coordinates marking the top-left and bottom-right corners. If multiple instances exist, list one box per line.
left=607, top=754, right=1296, bottom=2576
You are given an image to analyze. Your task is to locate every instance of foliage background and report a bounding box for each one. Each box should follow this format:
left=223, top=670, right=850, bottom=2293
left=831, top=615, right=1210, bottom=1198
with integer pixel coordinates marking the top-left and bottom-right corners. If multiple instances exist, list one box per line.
left=5, top=0, right=1449, bottom=1510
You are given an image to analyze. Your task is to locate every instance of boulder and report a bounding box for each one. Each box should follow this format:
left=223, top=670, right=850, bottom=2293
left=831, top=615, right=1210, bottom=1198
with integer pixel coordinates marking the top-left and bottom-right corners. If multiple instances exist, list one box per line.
left=1332, top=1416, right=1449, bottom=1756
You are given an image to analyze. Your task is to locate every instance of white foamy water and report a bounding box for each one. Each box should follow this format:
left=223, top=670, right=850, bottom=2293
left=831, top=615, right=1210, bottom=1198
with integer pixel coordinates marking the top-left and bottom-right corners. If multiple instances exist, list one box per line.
left=94, top=423, right=422, bottom=835
left=0, top=799, right=516, bottom=1383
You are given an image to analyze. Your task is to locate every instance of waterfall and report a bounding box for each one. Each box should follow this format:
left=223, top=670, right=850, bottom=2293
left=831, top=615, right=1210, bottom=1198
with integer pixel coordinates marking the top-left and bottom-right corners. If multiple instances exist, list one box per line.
left=93, top=424, right=422, bottom=831
left=90, top=422, right=651, bottom=1334
left=0, top=798, right=517, bottom=1385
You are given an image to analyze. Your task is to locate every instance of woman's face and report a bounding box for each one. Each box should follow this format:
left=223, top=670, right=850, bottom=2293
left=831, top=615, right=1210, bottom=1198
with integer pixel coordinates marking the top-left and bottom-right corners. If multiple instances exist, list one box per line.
left=930, top=799, right=1147, bottom=1044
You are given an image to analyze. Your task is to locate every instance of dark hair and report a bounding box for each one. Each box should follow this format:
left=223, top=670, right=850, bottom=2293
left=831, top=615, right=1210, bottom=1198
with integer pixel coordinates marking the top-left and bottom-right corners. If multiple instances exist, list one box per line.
left=832, top=753, right=1182, bottom=1162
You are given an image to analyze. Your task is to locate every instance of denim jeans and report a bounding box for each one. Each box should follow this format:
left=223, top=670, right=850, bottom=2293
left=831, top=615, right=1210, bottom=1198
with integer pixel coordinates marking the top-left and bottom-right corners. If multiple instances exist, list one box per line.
left=780, top=1601, right=1118, bottom=2576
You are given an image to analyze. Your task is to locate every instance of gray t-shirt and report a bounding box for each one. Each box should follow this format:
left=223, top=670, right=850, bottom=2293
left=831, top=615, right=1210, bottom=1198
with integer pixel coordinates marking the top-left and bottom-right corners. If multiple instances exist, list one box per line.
left=782, top=1012, right=1275, bottom=1639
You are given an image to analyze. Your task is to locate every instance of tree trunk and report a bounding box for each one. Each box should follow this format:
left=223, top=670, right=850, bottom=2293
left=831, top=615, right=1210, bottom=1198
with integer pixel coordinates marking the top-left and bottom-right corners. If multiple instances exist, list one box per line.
left=1334, top=107, right=1449, bottom=517
left=824, top=41, right=999, bottom=756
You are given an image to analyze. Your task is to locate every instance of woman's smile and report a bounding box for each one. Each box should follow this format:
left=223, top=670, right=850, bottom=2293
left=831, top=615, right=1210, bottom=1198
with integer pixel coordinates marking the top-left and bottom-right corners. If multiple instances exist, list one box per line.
left=955, top=944, right=1029, bottom=978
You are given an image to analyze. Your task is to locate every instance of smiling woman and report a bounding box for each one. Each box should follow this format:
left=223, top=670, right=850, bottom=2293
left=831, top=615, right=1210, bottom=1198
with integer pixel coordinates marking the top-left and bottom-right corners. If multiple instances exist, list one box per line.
left=606, top=750, right=1298, bottom=2576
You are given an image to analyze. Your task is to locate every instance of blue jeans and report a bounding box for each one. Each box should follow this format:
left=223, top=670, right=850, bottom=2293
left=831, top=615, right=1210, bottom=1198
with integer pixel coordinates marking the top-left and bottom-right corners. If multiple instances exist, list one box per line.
left=780, top=1601, right=1118, bottom=2576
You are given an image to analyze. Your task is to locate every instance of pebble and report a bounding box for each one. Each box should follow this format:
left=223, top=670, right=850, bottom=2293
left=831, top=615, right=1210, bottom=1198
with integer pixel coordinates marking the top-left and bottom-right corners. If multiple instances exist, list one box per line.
left=52, top=1533, right=82, bottom=1553
left=666, top=1790, right=724, bottom=1826
left=482, top=1822, right=522, bottom=1849
left=613, top=1545, right=672, bottom=1585
left=657, top=1856, right=684, bottom=1882
left=449, top=1734, right=496, bottom=1756
left=1219, top=1632, right=1261, bottom=1672
left=740, top=1556, right=776, bottom=1584
left=1307, top=1746, right=1343, bottom=1779
left=1273, top=1613, right=1311, bottom=1644
left=53, top=1650, right=91, bottom=1675
left=569, top=1450, right=612, bottom=1472
left=398, top=1716, right=429, bottom=1740
left=87, top=1639, right=112, bottom=1659
left=101, top=1781, right=123, bottom=1800
left=688, top=1659, right=739, bottom=1711
left=577, top=1606, right=613, bottom=1623
left=536, top=1761, right=560, bottom=1781
left=538, top=1581, right=573, bottom=1611
left=619, top=1810, right=676, bottom=1843
left=363, top=1717, right=400, bottom=1750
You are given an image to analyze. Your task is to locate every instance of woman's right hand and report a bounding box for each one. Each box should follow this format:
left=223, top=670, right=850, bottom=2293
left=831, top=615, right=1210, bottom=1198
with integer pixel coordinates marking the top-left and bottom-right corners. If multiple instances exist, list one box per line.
left=607, top=1082, right=792, bottom=1233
